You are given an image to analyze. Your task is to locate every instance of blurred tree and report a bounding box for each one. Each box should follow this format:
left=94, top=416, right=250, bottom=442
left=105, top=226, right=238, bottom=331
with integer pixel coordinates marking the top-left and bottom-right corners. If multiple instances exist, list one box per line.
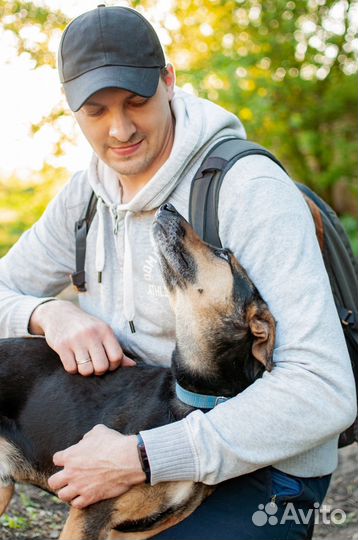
left=0, top=0, right=71, bottom=168
left=140, top=0, right=357, bottom=211
left=0, top=0, right=67, bottom=67
left=0, top=0, right=71, bottom=256
left=0, top=165, right=68, bottom=257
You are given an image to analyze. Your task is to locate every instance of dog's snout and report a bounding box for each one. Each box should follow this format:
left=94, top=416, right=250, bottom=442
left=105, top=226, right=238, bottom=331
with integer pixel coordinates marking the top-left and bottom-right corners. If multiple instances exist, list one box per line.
left=155, top=203, right=179, bottom=220
left=160, top=203, right=177, bottom=214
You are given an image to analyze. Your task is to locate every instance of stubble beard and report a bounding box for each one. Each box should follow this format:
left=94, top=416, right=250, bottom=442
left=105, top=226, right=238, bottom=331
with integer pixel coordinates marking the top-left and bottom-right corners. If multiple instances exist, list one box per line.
left=109, top=151, right=153, bottom=178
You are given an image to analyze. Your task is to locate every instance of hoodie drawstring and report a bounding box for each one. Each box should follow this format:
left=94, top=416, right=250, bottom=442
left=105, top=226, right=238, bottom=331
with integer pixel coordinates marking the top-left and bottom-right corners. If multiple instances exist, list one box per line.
left=95, top=197, right=105, bottom=283
left=95, top=203, right=136, bottom=333
left=123, top=211, right=136, bottom=333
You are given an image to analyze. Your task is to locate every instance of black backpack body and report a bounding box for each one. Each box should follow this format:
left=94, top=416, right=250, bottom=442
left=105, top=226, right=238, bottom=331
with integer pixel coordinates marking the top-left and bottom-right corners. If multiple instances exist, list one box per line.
left=72, top=138, right=358, bottom=447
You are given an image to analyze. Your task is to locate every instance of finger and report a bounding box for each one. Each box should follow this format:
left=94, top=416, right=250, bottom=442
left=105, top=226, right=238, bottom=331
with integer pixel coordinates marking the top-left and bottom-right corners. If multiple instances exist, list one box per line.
left=88, top=343, right=110, bottom=376
left=71, top=495, right=90, bottom=509
left=48, top=470, right=68, bottom=491
left=121, top=354, right=137, bottom=367
left=74, top=349, right=94, bottom=377
left=103, top=334, right=126, bottom=371
left=57, top=485, right=79, bottom=503
left=53, top=451, right=65, bottom=466
left=58, top=349, right=78, bottom=374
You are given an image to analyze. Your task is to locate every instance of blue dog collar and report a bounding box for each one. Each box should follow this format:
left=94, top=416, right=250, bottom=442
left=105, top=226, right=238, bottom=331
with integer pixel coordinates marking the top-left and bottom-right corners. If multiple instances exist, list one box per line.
left=175, top=382, right=229, bottom=409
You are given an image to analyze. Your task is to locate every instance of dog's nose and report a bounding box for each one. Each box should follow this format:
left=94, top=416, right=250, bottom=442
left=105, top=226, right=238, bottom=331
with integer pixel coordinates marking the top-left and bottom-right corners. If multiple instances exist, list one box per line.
left=160, top=203, right=177, bottom=214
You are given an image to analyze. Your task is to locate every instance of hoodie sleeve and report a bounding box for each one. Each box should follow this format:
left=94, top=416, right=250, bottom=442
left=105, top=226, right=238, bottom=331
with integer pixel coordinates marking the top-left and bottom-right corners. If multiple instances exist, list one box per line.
left=140, top=156, right=357, bottom=484
left=0, top=171, right=89, bottom=338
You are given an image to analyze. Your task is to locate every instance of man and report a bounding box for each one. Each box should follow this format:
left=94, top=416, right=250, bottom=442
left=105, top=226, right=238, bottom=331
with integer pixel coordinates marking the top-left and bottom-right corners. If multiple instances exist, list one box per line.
left=0, top=5, right=356, bottom=539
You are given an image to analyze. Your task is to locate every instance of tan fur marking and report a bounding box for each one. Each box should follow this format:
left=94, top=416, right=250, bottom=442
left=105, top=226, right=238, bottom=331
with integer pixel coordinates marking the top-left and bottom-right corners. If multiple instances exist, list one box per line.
left=60, top=508, right=90, bottom=540
left=108, top=483, right=214, bottom=540
left=167, top=221, right=254, bottom=376
left=0, top=484, right=14, bottom=516
left=110, top=481, right=195, bottom=522
left=0, top=438, right=50, bottom=492
left=0, top=438, right=18, bottom=480
left=166, top=480, right=194, bottom=506
left=59, top=482, right=211, bottom=540
left=171, top=241, right=237, bottom=376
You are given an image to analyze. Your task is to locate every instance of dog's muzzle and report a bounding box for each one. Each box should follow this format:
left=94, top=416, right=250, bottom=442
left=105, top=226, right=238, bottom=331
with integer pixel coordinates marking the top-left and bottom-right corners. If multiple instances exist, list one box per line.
left=152, top=204, right=197, bottom=289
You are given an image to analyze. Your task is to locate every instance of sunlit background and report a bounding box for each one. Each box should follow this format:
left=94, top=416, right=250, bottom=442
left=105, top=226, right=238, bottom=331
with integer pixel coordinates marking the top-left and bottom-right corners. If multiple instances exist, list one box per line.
left=0, top=0, right=174, bottom=177
left=0, top=0, right=357, bottom=255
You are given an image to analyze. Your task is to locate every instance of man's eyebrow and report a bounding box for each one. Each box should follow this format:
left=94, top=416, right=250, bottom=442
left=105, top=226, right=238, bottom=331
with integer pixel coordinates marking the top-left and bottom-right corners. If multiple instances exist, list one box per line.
left=83, top=100, right=103, bottom=107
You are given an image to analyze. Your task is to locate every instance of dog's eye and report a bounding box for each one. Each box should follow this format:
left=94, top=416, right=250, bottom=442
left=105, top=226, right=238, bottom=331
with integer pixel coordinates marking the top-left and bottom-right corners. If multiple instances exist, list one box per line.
left=215, top=249, right=231, bottom=262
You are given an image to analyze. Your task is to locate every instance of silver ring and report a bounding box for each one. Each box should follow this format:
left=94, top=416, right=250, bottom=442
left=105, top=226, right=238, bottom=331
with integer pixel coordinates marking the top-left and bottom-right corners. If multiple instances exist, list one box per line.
left=76, top=357, right=92, bottom=365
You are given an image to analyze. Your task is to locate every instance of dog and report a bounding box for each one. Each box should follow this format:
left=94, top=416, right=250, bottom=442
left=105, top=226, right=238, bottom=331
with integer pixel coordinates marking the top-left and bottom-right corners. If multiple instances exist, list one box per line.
left=0, top=203, right=275, bottom=539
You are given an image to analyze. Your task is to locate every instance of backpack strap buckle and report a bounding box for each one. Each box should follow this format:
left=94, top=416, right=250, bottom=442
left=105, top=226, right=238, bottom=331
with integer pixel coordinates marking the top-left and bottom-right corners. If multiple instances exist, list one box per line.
left=70, top=270, right=86, bottom=292
left=338, top=307, right=358, bottom=330
left=341, top=309, right=355, bottom=327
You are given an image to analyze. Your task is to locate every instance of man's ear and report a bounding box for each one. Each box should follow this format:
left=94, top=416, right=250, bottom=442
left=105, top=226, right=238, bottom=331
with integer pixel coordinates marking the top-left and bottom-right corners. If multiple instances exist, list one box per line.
left=247, top=304, right=276, bottom=371
left=164, top=64, right=176, bottom=99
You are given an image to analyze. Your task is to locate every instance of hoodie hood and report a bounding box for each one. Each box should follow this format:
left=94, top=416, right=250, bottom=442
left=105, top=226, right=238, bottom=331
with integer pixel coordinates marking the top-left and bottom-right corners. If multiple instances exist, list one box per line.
left=87, top=87, right=246, bottom=330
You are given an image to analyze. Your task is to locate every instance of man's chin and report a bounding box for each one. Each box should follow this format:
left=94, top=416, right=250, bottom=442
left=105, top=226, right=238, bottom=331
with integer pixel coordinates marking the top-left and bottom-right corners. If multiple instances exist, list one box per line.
left=101, top=152, right=145, bottom=175
left=107, top=161, right=154, bottom=182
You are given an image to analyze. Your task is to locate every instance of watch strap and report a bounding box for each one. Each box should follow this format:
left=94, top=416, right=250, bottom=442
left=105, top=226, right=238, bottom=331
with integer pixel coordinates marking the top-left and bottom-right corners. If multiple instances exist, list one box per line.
left=137, top=433, right=151, bottom=484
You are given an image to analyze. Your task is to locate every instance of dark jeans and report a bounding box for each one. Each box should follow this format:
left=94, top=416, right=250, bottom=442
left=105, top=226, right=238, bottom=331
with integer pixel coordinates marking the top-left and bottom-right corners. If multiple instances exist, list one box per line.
left=151, top=467, right=331, bottom=540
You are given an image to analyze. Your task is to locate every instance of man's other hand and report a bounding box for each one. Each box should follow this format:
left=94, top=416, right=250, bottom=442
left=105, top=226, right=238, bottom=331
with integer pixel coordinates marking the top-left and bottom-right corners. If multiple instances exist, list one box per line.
left=48, top=425, right=146, bottom=508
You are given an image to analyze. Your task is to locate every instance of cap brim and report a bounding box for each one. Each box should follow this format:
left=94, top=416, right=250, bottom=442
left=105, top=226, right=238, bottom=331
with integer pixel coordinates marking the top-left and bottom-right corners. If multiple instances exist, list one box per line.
left=63, top=65, right=161, bottom=111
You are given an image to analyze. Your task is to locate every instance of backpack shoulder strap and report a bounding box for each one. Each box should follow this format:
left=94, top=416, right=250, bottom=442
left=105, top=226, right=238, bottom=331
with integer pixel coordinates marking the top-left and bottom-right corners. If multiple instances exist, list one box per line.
left=70, top=190, right=97, bottom=292
left=189, top=138, right=287, bottom=247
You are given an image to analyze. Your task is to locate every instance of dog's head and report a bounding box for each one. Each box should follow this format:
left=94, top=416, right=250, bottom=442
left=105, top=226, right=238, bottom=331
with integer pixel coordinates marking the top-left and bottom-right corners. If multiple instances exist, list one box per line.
left=152, top=204, right=276, bottom=396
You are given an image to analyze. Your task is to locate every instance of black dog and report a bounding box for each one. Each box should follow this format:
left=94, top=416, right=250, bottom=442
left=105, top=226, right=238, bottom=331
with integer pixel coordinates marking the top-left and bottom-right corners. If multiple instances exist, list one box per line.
left=0, top=204, right=275, bottom=539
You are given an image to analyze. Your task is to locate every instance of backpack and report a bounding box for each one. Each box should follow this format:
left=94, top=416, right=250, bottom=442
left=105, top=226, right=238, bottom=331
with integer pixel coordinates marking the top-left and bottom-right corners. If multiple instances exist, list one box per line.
left=72, top=137, right=358, bottom=448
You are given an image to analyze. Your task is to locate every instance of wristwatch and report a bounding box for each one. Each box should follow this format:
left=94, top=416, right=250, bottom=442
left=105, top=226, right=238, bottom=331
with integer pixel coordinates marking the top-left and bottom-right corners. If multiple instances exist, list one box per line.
left=137, top=433, right=151, bottom=484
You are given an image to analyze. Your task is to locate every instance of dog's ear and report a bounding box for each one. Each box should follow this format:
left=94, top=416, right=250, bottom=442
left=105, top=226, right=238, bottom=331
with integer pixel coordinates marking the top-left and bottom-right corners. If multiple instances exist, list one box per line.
left=247, top=304, right=276, bottom=371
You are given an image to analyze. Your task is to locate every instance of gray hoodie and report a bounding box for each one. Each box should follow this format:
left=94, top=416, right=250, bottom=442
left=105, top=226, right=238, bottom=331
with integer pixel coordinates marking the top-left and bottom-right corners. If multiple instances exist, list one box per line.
left=0, top=88, right=356, bottom=485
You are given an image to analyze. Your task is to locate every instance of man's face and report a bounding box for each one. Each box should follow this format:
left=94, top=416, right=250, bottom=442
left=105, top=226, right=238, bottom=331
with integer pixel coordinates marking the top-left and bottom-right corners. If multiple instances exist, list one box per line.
left=74, top=67, right=175, bottom=181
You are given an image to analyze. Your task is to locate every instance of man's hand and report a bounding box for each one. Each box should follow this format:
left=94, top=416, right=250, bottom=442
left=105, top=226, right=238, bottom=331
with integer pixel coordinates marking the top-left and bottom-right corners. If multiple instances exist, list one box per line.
left=29, top=300, right=135, bottom=376
left=48, top=425, right=146, bottom=508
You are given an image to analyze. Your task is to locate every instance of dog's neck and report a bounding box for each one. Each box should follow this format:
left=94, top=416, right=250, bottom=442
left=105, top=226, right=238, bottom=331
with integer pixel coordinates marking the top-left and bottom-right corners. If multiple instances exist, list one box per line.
left=171, top=333, right=261, bottom=399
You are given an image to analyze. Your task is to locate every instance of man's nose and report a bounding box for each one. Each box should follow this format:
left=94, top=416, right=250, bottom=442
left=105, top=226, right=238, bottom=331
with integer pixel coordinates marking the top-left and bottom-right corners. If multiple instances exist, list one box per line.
left=109, top=113, right=136, bottom=142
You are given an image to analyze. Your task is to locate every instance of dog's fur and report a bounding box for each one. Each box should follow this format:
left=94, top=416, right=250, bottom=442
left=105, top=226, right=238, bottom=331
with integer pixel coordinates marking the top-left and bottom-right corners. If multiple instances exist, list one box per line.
left=0, top=204, right=275, bottom=539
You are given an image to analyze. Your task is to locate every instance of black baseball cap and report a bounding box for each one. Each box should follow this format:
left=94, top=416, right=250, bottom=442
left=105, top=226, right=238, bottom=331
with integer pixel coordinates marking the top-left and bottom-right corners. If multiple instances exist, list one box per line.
left=58, top=5, right=166, bottom=111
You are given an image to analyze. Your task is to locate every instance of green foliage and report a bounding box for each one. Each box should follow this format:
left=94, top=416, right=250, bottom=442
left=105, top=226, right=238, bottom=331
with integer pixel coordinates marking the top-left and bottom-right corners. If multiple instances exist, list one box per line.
left=0, top=513, right=28, bottom=529
left=341, top=215, right=358, bottom=256
left=0, top=490, right=42, bottom=531
left=156, top=0, right=358, bottom=209
left=0, top=166, right=69, bottom=257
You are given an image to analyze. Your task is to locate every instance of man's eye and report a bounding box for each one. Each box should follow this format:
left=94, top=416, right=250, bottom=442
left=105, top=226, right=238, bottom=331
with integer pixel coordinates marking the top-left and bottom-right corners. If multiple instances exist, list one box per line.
left=128, top=98, right=148, bottom=107
left=84, top=108, right=104, bottom=117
